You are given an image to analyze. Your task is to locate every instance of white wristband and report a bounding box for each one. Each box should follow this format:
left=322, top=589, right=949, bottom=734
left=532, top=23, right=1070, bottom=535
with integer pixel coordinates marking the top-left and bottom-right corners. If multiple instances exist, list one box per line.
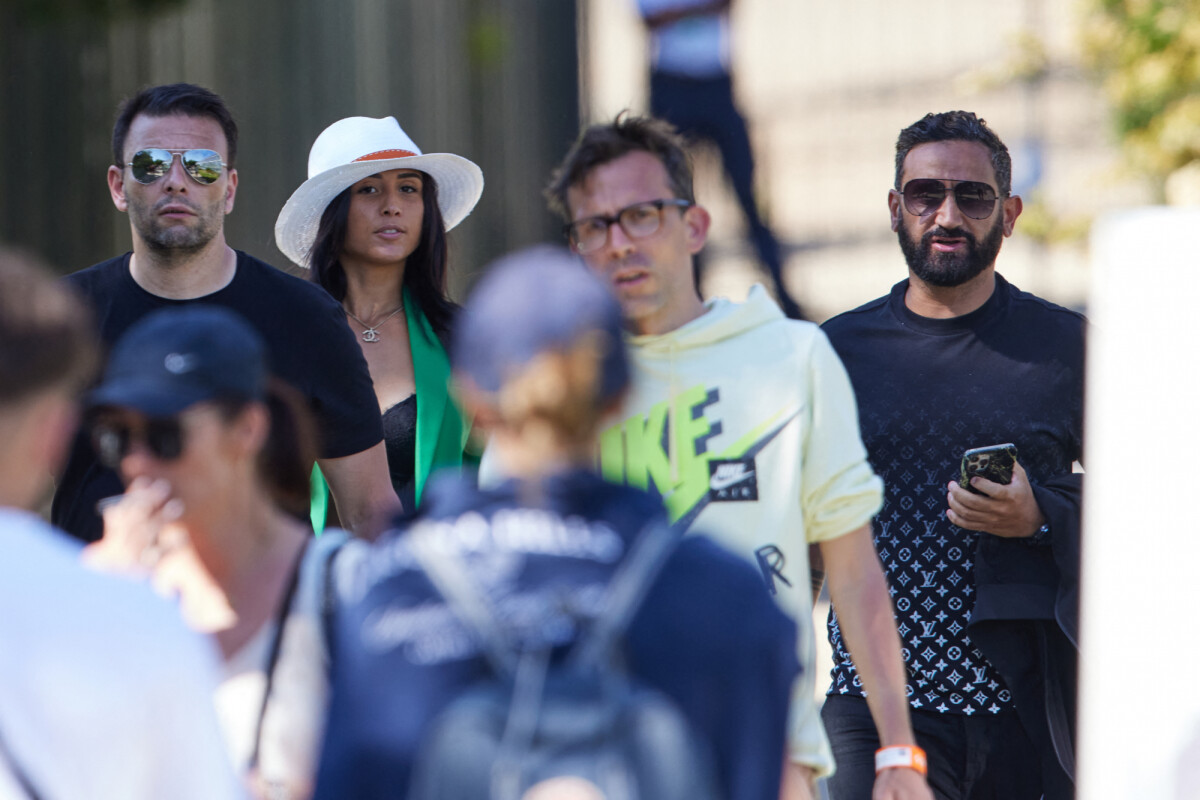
left=875, top=745, right=927, bottom=776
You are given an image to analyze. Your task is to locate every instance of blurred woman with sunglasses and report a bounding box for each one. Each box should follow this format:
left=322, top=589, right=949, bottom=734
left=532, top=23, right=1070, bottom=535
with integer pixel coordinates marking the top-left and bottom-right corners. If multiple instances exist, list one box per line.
left=84, top=305, right=346, bottom=800
left=274, top=116, right=484, bottom=521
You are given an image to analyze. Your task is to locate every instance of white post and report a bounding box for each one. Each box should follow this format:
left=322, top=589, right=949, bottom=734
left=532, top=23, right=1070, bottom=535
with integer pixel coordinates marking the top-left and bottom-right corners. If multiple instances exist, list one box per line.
left=1080, top=207, right=1200, bottom=799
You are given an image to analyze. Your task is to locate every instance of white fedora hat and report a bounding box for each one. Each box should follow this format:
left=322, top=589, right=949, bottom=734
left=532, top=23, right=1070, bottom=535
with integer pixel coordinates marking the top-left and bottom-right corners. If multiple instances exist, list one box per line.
left=274, top=116, right=484, bottom=268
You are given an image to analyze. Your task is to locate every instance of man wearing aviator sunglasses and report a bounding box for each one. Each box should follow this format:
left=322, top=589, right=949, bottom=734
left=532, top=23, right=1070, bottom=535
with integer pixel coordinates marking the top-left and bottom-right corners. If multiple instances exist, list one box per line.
left=820, top=111, right=1084, bottom=800
left=126, top=148, right=228, bottom=186
left=56, top=83, right=400, bottom=544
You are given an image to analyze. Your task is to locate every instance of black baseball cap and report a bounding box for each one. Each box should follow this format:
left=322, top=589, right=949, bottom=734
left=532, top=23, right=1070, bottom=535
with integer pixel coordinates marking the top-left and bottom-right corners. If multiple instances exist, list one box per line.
left=88, top=305, right=266, bottom=417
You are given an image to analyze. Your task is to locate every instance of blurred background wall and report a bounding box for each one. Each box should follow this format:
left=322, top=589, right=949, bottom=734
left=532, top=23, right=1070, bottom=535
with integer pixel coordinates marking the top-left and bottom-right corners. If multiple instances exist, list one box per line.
left=0, top=0, right=579, bottom=294
left=580, top=0, right=1153, bottom=321
left=0, top=0, right=1192, bottom=315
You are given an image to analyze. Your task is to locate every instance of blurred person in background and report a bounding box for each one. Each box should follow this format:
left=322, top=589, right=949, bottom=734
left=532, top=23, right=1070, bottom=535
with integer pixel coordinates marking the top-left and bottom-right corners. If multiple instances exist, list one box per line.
left=84, top=305, right=349, bottom=800
left=275, top=115, right=483, bottom=521
left=0, top=249, right=243, bottom=800
left=637, top=0, right=803, bottom=319
left=314, top=247, right=798, bottom=800
left=820, top=111, right=1083, bottom=800
left=56, top=82, right=397, bottom=543
left=545, top=114, right=933, bottom=800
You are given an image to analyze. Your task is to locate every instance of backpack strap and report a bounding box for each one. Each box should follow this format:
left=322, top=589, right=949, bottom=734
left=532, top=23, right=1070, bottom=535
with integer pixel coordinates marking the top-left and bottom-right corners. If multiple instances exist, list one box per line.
left=569, top=519, right=679, bottom=668
left=408, top=524, right=518, bottom=677
left=409, top=516, right=679, bottom=676
left=320, top=538, right=346, bottom=664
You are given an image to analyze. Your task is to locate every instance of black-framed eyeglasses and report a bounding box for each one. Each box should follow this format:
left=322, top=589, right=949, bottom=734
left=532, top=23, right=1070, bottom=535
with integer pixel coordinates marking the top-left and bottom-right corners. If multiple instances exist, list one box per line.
left=125, top=149, right=227, bottom=186
left=899, top=179, right=1000, bottom=220
left=90, top=416, right=187, bottom=468
left=565, top=199, right=692, bottom=254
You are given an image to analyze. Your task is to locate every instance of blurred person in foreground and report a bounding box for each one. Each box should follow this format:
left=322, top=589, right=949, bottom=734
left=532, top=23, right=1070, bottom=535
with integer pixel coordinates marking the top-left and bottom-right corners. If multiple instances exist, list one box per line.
left=314, top=247, right=798, bottom=800
left=56, top=82, right=397, bottom=543
left=0, top=248, right=243, bottom=800
left=636, top=0, right=803, bottom=319
left=84, top=305, right=350, bottom=800
left=819, top=111, right=1083, bottom=799
left=275, top=115, right=483, bottom=519
left=543, top=114, right=933, bottom=800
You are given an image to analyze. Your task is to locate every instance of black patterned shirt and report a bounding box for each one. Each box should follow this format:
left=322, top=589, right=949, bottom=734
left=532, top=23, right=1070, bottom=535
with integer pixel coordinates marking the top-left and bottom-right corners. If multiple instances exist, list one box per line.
left=821, top=274, right=1085, bottom=715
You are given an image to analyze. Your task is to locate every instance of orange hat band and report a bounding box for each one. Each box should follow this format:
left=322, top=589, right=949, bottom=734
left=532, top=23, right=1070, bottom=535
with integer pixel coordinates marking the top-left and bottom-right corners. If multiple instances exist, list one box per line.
left=353, top=149, right=418, bottom=162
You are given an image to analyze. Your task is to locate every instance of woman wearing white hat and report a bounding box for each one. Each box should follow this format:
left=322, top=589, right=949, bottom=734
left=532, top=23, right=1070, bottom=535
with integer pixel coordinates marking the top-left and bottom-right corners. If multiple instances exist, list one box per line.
left=275, top=116, right=484, bottom=521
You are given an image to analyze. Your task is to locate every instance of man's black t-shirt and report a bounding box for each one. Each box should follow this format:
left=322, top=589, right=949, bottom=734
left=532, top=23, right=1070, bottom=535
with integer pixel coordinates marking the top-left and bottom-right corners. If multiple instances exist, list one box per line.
left=55, top=251, right=383, bottom=542
left=820, top=274, right=1085, bottom=716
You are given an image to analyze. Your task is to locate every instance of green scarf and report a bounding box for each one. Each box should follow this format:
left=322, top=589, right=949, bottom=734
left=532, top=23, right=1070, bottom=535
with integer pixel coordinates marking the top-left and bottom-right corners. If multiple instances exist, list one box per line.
left=310, top=291, right=471, bottom=533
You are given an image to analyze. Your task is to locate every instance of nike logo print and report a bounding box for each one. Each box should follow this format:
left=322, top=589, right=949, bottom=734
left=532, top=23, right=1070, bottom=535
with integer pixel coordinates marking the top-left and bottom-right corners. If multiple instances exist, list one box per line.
left=710, top=464, right=754, bottom=491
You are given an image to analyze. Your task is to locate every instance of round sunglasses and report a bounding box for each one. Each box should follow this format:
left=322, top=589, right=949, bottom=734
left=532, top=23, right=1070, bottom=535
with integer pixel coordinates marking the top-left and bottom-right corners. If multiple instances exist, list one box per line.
left=125, top=149, right=227, bottom=186
left=90, top=416, right=187, bottom=468
left=900, top=178, right=1000, bottom=220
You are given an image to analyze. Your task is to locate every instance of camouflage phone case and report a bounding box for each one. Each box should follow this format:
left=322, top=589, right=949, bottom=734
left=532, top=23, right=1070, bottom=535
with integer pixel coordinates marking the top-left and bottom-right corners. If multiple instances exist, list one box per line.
left=959, top=443, right=1017, bottom=495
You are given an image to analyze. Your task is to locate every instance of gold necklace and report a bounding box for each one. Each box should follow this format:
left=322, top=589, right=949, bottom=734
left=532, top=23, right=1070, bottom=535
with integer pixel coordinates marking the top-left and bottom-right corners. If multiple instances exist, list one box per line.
left=343, top=303, right=403, bottom=343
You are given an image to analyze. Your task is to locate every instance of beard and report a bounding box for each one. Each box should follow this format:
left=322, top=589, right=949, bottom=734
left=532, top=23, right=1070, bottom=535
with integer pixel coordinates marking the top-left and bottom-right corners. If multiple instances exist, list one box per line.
left=898, top=215, right=1005, bottom=288
left=127, top=194, right=224, bottom=257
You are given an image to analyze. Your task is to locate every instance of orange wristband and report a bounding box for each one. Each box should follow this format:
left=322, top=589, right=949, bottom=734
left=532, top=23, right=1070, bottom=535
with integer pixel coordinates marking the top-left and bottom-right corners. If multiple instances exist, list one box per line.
left=875, top=745, right=928, bottom=776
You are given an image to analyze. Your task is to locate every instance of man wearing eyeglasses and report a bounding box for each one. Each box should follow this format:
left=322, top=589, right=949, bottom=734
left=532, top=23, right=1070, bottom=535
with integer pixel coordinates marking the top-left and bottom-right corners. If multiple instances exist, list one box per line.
left=819, top=111, right=1083, bottom=800
left=544, top=115, right=932, bottom=800
left=54, top=83, right=398, bottom=543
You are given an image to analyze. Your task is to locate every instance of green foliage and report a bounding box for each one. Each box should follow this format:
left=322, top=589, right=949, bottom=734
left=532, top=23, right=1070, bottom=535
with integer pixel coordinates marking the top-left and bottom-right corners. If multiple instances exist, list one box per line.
left=1081, top=0, right=1200, bottom=187
left=1016, top=193, right=1093, bottom=247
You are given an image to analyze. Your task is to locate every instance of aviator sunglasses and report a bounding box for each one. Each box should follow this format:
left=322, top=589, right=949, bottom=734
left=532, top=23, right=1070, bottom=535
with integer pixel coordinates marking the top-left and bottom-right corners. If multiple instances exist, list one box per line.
left=125, top=148, right=227, bottom=185
left=90, top=416, right=187, bottom=468
left=899, top=178, right=1000, bottom=220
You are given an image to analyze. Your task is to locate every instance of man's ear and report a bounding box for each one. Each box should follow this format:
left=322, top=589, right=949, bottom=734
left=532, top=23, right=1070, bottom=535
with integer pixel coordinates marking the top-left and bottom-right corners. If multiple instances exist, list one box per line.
left=888, top=189, right=903, bottom=232
left=224, top=167, right=238, bottom=215
left=684, top=204, right=711, bottom=255
left=1001, top=194, right=1023, bottom=237
left=108, top=165, right=129, bottom=212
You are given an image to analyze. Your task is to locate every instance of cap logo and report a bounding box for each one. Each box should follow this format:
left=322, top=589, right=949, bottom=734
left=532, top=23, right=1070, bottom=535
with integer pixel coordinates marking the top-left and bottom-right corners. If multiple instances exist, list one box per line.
left=164, top=353, right=198, bottom=374
left=354, top=149, right=417, bottom=162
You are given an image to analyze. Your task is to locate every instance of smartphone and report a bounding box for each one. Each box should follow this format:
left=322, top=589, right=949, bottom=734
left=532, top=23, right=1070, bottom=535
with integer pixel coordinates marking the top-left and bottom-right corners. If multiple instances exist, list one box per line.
left=959, top=443, right=1017, bottom=495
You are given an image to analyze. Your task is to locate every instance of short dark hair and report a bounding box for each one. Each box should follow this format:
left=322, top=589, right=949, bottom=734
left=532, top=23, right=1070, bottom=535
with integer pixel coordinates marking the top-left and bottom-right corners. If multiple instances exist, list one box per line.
left=894, top=111, right=1012, bottom=197
left=111, top=83, right=239, bottom=168
left=0, top=247, right=97, bottom=405
left=545, top=113, right=695, bottom=220
left=308, top=172, right=457, bottom=343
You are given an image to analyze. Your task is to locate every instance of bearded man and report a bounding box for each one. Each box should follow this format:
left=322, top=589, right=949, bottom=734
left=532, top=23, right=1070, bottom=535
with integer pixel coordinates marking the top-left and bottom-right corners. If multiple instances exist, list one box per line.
left=818, top=111, right=1084, bottom=800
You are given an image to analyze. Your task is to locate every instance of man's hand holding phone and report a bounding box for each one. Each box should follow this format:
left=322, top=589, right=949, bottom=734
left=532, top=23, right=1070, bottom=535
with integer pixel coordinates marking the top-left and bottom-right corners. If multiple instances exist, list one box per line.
left=946, top=447, right=1045, bottom=539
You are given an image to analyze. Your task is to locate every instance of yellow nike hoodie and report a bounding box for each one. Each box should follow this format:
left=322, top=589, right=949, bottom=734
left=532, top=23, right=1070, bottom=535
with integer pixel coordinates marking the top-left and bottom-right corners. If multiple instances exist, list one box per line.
left=598, top=284, right=884, bottom=777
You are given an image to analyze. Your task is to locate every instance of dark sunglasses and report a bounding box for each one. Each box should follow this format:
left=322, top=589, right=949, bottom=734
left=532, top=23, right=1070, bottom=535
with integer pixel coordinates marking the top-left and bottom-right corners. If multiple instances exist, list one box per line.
left=565, top=199, right=692, bottom=255
left=126, top=149, right=227, bottom=185
left=900, top=179, right=1000, bottom=220
left=90, top=417, right=186, bottom=468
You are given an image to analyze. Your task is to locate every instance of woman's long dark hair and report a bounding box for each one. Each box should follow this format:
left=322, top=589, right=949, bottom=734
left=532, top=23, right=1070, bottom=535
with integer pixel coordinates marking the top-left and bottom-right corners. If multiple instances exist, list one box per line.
left=308, top=171, right=457, bottom=342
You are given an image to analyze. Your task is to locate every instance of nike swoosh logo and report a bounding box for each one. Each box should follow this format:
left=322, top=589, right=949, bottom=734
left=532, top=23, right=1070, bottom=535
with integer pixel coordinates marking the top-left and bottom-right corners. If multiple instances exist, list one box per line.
left=710, top=469, right=754, bottom=491
left=673, top=405, right=804, bottom=532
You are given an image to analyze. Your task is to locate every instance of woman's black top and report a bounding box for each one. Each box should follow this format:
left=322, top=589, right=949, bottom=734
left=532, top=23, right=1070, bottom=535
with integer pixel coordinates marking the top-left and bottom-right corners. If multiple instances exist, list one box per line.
left=382, top=394, right=417, bottom=508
